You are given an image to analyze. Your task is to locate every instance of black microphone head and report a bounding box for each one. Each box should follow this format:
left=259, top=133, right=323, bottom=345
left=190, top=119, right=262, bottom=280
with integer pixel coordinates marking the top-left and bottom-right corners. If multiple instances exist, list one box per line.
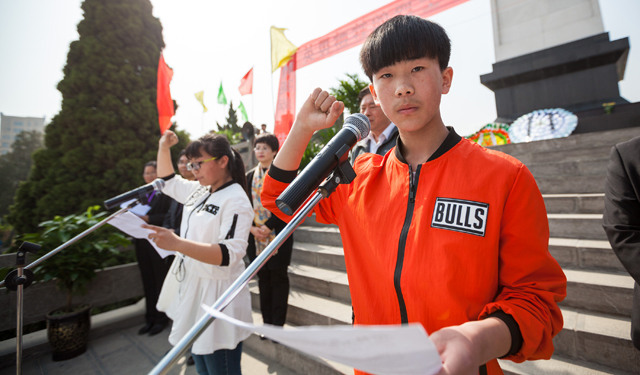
left=344, top=113, right=370, bottom=141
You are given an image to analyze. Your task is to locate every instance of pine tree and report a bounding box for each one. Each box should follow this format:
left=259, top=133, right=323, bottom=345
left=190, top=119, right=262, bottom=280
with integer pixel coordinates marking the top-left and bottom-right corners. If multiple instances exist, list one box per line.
left=226, top=101, right=240, bottom=134
left=7, top=0, right=186, bottom=234
left=0, top=131, right=44, bottom=222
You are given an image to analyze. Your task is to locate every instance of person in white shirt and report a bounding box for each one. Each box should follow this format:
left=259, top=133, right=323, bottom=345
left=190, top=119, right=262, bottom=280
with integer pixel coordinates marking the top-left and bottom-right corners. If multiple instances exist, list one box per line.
left=349, top=87, right=399, bottom=164
left=143, top=130, right=253, bottom=375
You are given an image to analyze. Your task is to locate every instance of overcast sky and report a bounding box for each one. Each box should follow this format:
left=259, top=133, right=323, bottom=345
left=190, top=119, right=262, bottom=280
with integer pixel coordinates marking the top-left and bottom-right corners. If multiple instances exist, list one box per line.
left=1, top=0, right=638, bottom=138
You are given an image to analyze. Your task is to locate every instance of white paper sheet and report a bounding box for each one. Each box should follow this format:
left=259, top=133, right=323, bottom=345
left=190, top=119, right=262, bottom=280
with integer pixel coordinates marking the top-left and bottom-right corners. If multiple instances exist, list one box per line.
left=107, top=211, right=175, bottom=259
left=201, top=304, right=442, bottom=375
left=119, top=198, right=151, bottom=216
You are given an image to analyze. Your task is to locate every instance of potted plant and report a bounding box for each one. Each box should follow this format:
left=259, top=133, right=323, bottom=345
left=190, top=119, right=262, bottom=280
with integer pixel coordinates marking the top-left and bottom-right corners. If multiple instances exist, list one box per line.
left=18, top=205, right=130, bottom=361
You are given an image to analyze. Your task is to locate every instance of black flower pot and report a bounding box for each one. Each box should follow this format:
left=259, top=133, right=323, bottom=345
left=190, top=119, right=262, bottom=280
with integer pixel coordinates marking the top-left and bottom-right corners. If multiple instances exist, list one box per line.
left=45, top=304, right=92, bottom=361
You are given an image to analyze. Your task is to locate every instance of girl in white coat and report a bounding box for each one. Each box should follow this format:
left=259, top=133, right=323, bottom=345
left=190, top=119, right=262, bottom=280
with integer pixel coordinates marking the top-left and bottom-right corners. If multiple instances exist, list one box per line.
left=143, top=130, right=253, bottom=375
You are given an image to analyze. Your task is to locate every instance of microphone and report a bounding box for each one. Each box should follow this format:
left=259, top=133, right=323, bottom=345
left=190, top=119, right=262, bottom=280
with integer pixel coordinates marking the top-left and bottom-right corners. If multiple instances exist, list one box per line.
left=276, top=113, right=370, bottom=215
left=104, top=179, right=165, bottom=210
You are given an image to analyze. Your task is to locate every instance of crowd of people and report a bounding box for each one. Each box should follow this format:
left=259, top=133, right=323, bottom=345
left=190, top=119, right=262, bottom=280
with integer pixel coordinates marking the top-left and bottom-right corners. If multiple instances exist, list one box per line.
left=122, top=14, right=589, bottom=375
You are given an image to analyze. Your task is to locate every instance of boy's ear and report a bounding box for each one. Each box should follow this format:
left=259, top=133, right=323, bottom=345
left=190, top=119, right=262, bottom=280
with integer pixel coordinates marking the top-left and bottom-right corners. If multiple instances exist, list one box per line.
left=442, top=67, right=453, bottom=95
left=369, top=83, right=381, bottom=105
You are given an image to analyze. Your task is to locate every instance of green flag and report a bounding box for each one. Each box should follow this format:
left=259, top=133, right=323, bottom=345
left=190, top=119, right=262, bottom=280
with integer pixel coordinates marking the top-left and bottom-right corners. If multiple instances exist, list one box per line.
left=217, top=82, right=227, bottom=105
left=238, top=101, right=248, bottom=123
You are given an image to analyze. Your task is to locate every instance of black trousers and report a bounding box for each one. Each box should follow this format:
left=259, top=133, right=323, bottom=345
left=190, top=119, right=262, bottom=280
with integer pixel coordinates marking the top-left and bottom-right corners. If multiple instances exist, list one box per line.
left=257, top=266, right=289, bottom=326
left=135, top=240, right=172, bottom=325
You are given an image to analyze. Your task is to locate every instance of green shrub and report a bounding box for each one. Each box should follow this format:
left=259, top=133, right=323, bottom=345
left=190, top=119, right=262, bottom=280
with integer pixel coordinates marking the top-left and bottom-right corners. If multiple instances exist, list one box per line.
left=17, top=205, right=130, bottom=312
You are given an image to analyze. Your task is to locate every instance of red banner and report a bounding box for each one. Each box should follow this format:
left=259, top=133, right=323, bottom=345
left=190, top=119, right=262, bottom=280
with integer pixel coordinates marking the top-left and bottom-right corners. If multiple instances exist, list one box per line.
left=274, top=0, right=470, bottom=139
left=274, top=57, right=296, bottom=146
left=157, top=53, right=175, bottom=135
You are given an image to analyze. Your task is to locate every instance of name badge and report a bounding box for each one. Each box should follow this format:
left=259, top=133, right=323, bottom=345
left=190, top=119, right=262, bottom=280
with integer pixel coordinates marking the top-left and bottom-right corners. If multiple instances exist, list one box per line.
left=431, top=198, right=488, bottom=237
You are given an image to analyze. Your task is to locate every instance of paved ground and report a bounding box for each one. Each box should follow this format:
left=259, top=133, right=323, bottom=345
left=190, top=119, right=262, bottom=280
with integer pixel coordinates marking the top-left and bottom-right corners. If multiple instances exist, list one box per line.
left=0, top=324, right=298, bottom=375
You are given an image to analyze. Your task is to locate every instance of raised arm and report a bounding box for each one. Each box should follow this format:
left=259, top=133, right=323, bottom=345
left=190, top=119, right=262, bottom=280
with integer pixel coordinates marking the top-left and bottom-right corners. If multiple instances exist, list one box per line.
left=272, top=88, right=344, bottom=170
left=157, top=130, right=179, bottom=178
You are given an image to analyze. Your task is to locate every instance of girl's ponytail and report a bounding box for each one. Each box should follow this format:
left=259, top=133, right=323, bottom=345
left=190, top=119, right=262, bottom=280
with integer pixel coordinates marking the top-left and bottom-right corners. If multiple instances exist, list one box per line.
left=229, top=148, right=247, bottom=192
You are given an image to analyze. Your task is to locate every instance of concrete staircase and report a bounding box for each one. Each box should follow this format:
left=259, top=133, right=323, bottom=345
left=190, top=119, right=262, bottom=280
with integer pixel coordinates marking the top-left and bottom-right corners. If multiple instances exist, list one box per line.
left=245, top=127, right=640, bottom=375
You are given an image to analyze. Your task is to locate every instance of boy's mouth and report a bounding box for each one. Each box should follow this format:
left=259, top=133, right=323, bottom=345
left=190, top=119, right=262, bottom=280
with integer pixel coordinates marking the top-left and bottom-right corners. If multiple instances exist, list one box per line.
left=397, top=104, right=418, bottom=115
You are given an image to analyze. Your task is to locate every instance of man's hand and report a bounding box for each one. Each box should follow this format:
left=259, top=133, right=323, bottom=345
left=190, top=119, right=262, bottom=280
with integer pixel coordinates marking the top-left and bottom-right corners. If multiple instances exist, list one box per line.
left=295, top=88, right=344, bottom=135
left=431, top=326, right=481, bottom=375
left=431, top=318, right=511, bottom=375
left=272, top=88, right=345, bottom=172
left=159, top=130, right=179, bottom=150
left=250, top=226, right=269, bottom=240
left=142, top=224, right=181, bottom=250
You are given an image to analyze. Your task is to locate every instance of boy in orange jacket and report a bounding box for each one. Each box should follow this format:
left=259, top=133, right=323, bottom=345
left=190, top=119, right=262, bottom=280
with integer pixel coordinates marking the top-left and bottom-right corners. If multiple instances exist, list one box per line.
left=262, top=15, right=566, bottom=375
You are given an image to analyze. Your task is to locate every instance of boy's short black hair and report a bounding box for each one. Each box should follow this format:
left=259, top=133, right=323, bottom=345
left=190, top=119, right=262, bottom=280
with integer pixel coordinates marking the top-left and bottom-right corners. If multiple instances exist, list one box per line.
left=254, top=133, right=279, bottom=152
left=360, top=15, right=451, bottom=81
left=358, top=87, right=371, bottom=107
left=144, top=161, right=157, bottom=169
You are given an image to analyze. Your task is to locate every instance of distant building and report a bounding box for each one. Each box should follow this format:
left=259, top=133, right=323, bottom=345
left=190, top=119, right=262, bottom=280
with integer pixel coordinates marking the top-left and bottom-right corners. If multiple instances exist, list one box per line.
left=0, top=113, right=45, bottom=155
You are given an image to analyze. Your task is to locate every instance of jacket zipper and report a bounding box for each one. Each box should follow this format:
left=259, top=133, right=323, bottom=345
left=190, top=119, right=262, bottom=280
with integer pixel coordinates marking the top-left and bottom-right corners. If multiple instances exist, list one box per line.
left=394, top=164, right=421, bottom=324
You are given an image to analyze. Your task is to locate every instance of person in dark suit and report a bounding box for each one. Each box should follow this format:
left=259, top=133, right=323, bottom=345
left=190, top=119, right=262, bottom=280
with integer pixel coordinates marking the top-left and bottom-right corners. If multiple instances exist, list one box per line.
left=246, top=133, right=293, bottom=328
left=603, top=135, right=640, bottom=350
left=349, top=87, right=398, bottom=164
left=136, top=161, right=173, bottom=335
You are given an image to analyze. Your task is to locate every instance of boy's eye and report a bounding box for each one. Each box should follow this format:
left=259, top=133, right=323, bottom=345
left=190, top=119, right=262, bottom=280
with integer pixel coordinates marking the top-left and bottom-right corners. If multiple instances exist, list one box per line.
left=379, top=73, right=391, bottom=79
left=412, top=66, right=424, bottom=72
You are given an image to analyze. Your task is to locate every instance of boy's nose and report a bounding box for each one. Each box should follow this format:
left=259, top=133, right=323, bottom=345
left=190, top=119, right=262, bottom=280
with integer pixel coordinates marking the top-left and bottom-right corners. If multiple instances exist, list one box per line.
left=395, top=83, right=414, bottom=97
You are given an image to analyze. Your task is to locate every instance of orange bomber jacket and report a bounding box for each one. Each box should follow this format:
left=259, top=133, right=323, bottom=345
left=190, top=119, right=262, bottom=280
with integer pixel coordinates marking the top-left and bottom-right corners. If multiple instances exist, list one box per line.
left=262, top=128, right=566, bottom=375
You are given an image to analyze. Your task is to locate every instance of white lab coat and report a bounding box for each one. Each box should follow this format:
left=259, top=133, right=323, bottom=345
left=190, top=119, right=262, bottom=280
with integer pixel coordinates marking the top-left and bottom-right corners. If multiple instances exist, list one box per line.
left=157, top=175, right=253, bottom=354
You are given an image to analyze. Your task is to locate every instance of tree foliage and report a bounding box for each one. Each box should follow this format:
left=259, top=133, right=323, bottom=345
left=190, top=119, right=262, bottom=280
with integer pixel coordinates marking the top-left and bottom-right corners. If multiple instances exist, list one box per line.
left=7, top=0, right=184, bottom=234
left=17, top=206, right=131, bottom=311
left=329, top=73, right=369, bottom=115
left=0, top=131, right=44, bottom=222
left=215, top=101, right=243, bottom=144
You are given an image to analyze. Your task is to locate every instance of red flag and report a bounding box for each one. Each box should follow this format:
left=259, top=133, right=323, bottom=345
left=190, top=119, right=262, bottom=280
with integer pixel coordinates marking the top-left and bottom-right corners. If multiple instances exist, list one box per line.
left=238, top=67, right=253, bottom=96
left=157, top=53, right=175, bottom=135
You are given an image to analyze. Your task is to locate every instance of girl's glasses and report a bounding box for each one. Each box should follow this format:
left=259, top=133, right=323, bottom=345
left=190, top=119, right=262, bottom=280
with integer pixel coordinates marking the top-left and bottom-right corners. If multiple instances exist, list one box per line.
left=186, top=157, right=218, bottom=171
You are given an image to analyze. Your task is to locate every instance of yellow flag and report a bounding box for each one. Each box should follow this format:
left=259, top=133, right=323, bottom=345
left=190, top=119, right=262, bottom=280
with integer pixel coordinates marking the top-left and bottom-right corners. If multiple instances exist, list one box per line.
left=194, top=91, right=208, bottom=112
left=270, top=26, right=297, bottom=73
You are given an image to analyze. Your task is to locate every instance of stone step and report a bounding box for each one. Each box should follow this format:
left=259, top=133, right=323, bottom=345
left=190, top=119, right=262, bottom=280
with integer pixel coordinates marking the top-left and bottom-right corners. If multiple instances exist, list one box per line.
left=288, top=263, right=351, bottom=303
left=555, top=307, right=640, bottom=373
left=294, top=226, right=342, bottom=247
left=536, top=175, right=605, bottom=194
left=244, top=310, right=351, bottom=375
left=286, top=254, right=633, bottom=319
left=298, top=213, right=610, bottom=246
left=291, top=242, right=346, bottom=271
left=526, top=145, right=614, bottom=165
left=499, top=354, right=636, bottom=375
left=249, top=280, right=351, bottom=327
left=490, top=126, right=639, bottom=159
left=293, top=239, right=625, bottom=274
left=543, top=194, right=604, bottom=214
left=302, top=214, right=336, bottom=228
left=549, top=238, right=625, bottom=273
left=528, top=158, right=609, bottom=178
left=548, top=214, right=607, bottom=240
left=561, top=269, right=634, bottom=317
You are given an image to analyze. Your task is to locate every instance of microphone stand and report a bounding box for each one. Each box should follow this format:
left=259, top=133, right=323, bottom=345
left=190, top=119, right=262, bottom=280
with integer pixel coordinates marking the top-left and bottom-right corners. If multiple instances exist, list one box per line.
left=1, top=203, right=135, bottom=375
left=149, top=160, right=357, bottom=375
